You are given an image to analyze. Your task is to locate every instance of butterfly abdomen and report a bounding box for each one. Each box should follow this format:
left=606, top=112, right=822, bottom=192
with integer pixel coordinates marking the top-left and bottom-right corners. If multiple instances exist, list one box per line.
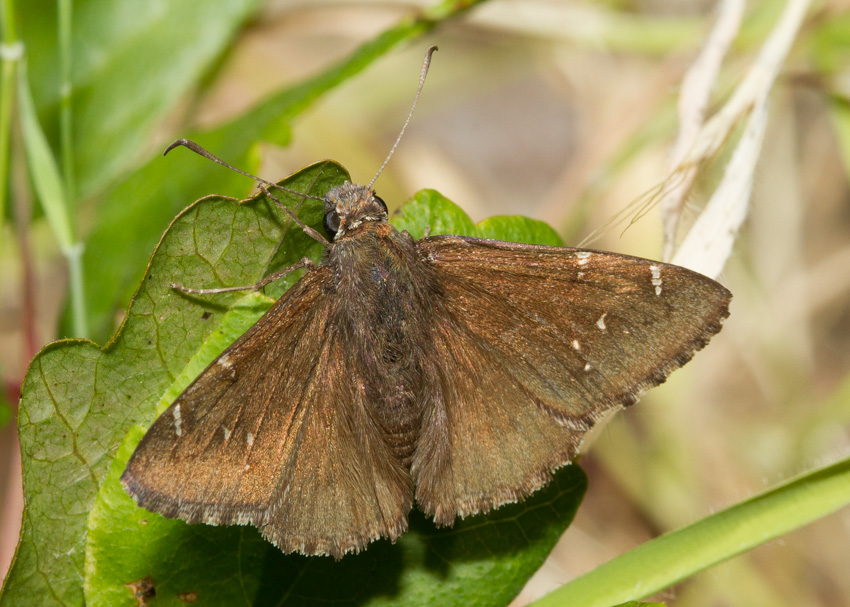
left=327, top=224, right=440, bottom=467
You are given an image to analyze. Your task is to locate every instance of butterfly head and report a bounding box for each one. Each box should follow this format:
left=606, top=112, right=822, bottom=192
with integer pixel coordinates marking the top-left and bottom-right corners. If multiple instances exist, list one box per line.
left=323, top=182, right=388, bottom=240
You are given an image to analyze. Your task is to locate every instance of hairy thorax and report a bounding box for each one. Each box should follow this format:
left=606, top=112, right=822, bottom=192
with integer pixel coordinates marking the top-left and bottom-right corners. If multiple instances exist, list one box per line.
left=325, top=223, right=438, bottom=465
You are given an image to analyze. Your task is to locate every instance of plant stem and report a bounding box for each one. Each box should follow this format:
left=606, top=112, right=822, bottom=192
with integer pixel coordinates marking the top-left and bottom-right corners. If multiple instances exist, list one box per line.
left=11, top=126, right=38, bottom=362
left=17, top=59, right=89, bottom=337
left=0, top=0, right=20, bottom=229
left=530, top=456, right=850, bottom=606
left=57, top=0, right=74, bottom=202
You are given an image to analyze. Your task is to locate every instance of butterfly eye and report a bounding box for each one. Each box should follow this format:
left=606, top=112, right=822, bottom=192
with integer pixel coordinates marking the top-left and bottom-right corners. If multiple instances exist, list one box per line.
left=373, top=195, right=388, bottom=214
left=324, top=210, right=341, bottom=237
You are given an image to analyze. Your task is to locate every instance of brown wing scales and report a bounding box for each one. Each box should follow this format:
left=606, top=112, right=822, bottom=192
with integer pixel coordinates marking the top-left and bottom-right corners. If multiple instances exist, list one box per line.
left=124, top=230, right=730, bottom=555
left=122, top=267, right=412, bottom=558
left=413, top=236, right=731, bottom=523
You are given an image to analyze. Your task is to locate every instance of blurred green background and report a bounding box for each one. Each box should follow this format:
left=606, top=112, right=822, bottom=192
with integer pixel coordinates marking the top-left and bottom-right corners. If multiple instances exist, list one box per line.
left=1, top=0, right=849, bottom=605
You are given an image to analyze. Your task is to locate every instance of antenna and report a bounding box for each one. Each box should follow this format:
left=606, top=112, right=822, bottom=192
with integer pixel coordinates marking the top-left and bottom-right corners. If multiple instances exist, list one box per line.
left=163, top=46, right=439, bottom=244
left=367, top=46, right=438, bottom=190
left=163, top=139, right=325, bottom=204
left=164, top=139, right=329, bottom=245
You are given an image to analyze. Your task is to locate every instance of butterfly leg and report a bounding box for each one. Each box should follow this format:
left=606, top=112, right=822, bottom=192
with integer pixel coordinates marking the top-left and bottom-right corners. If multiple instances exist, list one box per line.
left=171, top=257, right=316, bottom=295
left=257, top=185, right=329, bottom=246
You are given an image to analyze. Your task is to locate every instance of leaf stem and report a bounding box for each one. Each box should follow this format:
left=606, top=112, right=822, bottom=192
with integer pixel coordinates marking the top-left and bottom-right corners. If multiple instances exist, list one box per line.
left=0, top=0, right=20, bottom=230
left=530, top=456, right=850, bottom=606
left=17, top=59, right=89, bottom=337
left=57, top=0, right=75, bottom=203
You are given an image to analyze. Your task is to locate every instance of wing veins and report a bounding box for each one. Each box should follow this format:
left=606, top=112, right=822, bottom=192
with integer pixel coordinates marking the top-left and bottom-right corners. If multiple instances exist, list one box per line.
left=443, top=277, right=605, bottom=410
left=265, top=325, right=331, bottom=502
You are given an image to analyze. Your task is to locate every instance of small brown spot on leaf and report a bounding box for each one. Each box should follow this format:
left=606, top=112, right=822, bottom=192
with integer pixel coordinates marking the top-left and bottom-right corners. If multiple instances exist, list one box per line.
left=125, top=575, right=156, bottom=606
left=178, top=591, right=199, bottom=603
left=201, top=311, right=212, bottom=320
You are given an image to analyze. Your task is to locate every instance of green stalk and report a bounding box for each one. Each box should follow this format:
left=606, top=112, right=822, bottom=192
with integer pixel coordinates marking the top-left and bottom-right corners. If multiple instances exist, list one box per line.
left=531, top=456, right=850, bottom=606
left=17, top=59, right=88, bottom=337
left=57, top=0, right=74, bottom=201
left=422, top=0, right=488, bottom=20
left=0, top=0, right=20, bottom=229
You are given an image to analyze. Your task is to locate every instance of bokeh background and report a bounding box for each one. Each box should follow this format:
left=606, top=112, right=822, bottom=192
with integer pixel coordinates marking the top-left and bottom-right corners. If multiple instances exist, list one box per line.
left=1, top=1, right=849, bottom=605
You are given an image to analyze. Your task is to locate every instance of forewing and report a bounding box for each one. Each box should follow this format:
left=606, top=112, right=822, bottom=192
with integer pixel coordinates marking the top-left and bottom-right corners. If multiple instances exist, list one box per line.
left=121, top=267, right=412, bottom=558
left=413, top=235, right=731, bottom=523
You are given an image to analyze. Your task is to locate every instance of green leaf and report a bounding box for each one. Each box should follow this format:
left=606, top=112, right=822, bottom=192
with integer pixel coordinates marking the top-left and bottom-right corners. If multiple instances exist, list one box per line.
left=2, top=162, right=344, bottom=607
left=6, top=173, right=584, bottom=606
left=17, top=58, right=89, bottom=337
left=392, top=189, right=479, bottom=238
left=393, top=189, right=564, bottom=246
left=0, top=399, right=10, bottom=429
left=16, top=60, right=74, bottom=252
left=20, top=0, right=266, bottom=198
left=476, top=215, right=564, bottom=246
left=82, top=291, right=274, bottom=605
left=85, top=429, right=584, bottom=607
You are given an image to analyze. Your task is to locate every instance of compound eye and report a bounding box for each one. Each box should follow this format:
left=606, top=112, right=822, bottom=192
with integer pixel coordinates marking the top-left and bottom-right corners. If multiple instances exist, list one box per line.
left=373, top=195, right=387, bottom=213
left=323, top=210, right=340, bottom=237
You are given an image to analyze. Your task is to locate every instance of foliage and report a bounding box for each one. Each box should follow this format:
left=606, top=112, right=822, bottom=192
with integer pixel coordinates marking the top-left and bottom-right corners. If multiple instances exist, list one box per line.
left=3, top=0, right=850, bottom=606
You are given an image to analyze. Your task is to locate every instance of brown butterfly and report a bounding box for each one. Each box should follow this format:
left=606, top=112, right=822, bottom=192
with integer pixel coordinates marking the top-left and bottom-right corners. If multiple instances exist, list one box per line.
left=121, top=48, right=731, bottom=560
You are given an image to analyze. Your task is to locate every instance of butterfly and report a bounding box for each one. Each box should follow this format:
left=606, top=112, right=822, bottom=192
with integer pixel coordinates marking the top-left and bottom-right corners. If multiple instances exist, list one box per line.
left=121, top=48, right=731, bottom=560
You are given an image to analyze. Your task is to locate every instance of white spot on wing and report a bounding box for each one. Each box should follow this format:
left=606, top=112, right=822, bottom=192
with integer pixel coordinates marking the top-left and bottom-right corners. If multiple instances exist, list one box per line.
left=584, top=363, right=592, bottom=372
left=247, top=432, right=254, bottom=446
left=217, top=353, right=233, bottom=369
left=222, top=426, right=231, bottom=440
left=571, top=339, right=581, bottom=351
left=173, top=403, right=182, bottom=437
left=650, top=264, right=663, bottom=296
left=576, top=251, right=592, bottom=266
left=596, top=313, right=607, bottom=330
